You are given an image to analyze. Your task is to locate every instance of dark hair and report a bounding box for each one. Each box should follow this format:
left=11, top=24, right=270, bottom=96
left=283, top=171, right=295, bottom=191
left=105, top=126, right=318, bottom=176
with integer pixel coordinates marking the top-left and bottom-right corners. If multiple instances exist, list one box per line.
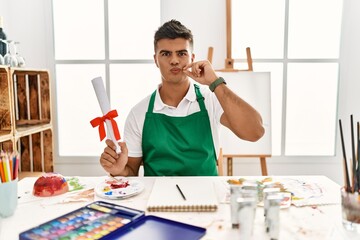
left=154, top=19, right=193, bottom=51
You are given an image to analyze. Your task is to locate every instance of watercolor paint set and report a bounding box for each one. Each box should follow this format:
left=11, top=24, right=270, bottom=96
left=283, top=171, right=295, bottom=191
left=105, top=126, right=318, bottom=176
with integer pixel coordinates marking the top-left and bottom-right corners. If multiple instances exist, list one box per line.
left=19, top=201, right=206, bottom=240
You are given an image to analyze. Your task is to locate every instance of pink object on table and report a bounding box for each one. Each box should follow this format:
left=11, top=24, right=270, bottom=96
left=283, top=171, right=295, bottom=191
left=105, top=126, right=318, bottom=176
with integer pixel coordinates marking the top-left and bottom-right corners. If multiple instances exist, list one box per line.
left=33, top=172, right=69, bottom=197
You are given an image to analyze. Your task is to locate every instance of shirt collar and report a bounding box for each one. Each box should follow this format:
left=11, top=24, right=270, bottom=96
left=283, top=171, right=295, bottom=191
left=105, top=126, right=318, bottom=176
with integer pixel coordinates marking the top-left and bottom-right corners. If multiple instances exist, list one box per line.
left=154, top=83, right=197, bottom=111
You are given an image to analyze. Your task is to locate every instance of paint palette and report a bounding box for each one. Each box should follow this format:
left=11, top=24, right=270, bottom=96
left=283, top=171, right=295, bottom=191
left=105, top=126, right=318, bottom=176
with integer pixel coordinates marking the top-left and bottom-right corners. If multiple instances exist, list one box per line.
left=19, top=201, right=207, bottom=240
left=95, top=177, right=144, bottom=200
left=19, top=201, right=144, bottom=240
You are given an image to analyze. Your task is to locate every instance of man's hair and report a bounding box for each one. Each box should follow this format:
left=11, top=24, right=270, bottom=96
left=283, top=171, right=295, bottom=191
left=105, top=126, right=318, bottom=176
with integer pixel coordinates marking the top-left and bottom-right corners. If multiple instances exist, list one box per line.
left=154, top=19, right=194, bottom=51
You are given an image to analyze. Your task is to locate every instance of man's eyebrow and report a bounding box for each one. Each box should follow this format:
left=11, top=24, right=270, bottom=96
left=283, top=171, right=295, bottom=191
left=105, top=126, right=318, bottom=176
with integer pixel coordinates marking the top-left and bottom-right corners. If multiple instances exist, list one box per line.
left=158, top=49, right=188, bottom=54
left=176, top=49, right=188, bottom=54
left=159, top=50, right=171, bottom=54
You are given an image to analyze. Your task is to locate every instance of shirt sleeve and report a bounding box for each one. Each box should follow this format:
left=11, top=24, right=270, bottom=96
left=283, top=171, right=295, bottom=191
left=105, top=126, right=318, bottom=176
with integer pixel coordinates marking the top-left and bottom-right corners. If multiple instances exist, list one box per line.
left=123, top=108, right=144, bottom=158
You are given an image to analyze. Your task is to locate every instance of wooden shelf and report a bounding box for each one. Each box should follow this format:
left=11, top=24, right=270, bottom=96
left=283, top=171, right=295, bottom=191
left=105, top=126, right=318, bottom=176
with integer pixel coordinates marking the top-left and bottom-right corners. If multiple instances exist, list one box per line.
left=14, top=123, right=52, bottom=139
left=0, top=132, right=12, bottom=142
left=0, top=66, right=53, bottom=173
left=0, top=66, right=12, bottom=137
left=0, top=136, right=13, bottom=151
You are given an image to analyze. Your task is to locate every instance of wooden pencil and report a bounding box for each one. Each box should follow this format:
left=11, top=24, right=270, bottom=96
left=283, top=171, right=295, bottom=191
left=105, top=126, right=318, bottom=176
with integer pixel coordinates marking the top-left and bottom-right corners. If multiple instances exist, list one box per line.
left=0, top=157, right=5, bottom=183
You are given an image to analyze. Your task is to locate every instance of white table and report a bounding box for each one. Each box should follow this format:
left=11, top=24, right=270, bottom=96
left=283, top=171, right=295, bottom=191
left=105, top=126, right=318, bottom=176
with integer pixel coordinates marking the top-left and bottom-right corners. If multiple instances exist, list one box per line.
left=0, top=175, right=359, bottom=240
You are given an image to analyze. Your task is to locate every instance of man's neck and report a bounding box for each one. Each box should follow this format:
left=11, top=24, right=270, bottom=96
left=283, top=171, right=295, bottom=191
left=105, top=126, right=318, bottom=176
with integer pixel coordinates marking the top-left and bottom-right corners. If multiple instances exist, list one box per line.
left=159, top=80, right=190, bottom=107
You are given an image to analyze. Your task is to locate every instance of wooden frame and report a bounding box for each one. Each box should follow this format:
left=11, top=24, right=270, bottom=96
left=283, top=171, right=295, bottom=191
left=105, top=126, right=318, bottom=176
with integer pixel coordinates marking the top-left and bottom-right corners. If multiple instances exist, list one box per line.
left=0, top=66, right=54, bottom=174
left=207, top=0, right=271, bottom=176
left=223, top=154, right=270, bottom=176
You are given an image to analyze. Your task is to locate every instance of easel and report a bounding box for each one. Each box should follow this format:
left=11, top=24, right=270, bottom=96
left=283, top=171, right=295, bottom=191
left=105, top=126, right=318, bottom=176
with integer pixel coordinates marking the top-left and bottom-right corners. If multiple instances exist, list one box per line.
left=208, top=0, right=271, bottom=176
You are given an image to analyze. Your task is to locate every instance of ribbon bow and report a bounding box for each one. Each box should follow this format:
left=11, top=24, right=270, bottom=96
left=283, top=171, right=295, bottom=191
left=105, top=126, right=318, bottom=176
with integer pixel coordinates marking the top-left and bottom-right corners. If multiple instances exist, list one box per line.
left=90, top=109, right=121, bottom=141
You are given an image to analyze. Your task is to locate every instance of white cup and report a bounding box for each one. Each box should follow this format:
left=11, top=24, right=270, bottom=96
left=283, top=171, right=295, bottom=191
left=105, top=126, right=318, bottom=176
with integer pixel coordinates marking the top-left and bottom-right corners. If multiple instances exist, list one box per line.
left=0, top=179, right=18, bottom=218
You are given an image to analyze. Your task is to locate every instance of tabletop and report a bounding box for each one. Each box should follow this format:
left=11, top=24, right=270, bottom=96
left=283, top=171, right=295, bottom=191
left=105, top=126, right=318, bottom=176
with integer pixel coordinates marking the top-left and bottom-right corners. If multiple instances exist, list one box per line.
left=0, top=175, right=359, bottom=240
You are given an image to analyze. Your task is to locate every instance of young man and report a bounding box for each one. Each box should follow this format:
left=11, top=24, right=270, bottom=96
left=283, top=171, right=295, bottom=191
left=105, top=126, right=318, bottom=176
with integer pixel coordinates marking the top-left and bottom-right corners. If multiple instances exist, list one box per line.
left=100, top=19, right=264, bottom=176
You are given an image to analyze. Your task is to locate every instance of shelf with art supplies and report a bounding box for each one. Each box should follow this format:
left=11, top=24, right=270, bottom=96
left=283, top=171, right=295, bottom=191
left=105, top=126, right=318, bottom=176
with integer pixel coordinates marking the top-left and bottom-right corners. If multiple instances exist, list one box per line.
left=338, top=114, right=360, bottom=232
left=0, top=67, right=54, bottom=179
left=0, top=150, right=20, bottom=218
left=0, top=67, right=52, bottom=137
left=208, top=46, right=271, bottom=176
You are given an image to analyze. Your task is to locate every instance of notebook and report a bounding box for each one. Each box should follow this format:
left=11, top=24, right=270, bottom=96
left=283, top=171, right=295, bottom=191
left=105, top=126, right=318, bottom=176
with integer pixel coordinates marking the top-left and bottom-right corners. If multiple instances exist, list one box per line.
left=147, top=178, right=218, bottom=212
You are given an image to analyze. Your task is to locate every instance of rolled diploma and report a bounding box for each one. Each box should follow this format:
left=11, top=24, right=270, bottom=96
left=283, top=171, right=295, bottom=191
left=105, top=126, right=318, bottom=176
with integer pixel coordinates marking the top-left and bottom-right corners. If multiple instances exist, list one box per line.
left=92, top=77, right=121, bottom=153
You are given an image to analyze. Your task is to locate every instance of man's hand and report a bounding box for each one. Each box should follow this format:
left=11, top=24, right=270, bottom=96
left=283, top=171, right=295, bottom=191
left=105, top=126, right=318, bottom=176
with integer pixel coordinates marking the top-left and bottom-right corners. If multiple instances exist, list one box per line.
left=100, top=139, right=128, bottom=176
left=183, top=60, right=218, bottom=86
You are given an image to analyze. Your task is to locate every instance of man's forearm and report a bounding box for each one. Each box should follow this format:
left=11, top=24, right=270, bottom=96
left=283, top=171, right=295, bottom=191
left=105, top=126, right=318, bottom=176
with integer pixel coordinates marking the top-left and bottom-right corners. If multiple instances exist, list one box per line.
left=214, top=83, right=265, bottom=142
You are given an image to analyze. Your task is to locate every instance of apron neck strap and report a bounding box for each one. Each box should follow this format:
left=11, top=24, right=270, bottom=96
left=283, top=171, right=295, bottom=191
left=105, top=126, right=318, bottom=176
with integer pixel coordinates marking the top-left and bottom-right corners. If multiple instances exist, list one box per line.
left=194, top=84, right=206, bottom=111
left=147, top=91, right=156, bottom=113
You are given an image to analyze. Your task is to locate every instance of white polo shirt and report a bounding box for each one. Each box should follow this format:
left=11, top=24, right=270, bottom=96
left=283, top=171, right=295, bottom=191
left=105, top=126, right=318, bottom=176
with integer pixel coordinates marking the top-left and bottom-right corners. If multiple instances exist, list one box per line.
left=123, top=81, right=224, bottom=158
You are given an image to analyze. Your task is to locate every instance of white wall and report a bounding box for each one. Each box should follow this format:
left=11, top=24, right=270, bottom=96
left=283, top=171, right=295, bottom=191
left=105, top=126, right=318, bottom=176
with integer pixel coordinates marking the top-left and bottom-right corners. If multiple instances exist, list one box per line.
left=1, top=0, right=359, bottom=185
left=0, top=0, right=54, bottom=70
left=161, top=0, right=226, bottom=69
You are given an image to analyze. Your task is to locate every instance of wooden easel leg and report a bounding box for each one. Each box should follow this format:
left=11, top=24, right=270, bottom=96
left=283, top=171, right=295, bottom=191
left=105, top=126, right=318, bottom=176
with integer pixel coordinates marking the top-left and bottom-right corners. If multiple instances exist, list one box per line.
left=246, top=47, right=253, bottom=71
left=207, top=47, right=214, bottom=64
left=260, top=157, right=268, bottom=176
left=227, top=157, right=233, bottom=176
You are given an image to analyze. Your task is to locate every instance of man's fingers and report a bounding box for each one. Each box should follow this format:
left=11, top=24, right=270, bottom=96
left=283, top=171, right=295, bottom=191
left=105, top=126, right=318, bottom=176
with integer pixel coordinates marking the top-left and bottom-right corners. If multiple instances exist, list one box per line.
left=183, top=62, right=203, bottom=78
left=105, top=139, right=118, bottom=151
left=101, top=151, right=116, bottom=165
left=119, top=142, right=128, bottom=154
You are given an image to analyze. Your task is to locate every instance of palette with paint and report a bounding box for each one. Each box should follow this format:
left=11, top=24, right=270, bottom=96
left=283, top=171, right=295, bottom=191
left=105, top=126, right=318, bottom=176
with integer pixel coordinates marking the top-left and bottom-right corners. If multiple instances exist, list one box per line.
left=19, top=201, right=142, bottom=240
left=95, top=177, right=144, bottom=200
left=19, top=201, right=206, bottom=240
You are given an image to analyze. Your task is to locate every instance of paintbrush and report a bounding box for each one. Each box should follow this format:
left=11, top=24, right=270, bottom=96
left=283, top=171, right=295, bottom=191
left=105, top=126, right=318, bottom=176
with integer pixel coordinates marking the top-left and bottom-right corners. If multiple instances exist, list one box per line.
left=108, top=174, right=122, bottom=182
left=350, top=115, right=357, bottom=192
left=357, top=121, right=360, bottom=193
left=339, top=119, right=351, bottom=192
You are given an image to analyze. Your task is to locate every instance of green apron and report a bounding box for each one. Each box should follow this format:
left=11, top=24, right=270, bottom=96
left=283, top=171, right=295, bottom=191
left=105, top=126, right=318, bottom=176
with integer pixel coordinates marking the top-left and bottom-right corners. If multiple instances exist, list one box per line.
left=142, top=84, right=218, bottom=176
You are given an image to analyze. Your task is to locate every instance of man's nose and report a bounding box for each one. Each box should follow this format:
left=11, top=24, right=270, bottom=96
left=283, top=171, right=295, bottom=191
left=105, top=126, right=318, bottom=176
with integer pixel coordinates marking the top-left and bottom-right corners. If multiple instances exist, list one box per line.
left=170, top=55, right=179, bottom=65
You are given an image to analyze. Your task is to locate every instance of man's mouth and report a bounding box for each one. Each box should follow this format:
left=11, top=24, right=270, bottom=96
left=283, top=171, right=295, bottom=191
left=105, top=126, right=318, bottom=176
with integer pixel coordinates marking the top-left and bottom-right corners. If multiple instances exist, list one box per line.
left=170, top=68, right=182, bottom=74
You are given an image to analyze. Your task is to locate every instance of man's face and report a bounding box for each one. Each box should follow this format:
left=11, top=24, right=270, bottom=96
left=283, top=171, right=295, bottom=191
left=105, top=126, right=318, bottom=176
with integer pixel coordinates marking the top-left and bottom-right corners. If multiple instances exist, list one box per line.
left=154, top=38, right=194, bottom=84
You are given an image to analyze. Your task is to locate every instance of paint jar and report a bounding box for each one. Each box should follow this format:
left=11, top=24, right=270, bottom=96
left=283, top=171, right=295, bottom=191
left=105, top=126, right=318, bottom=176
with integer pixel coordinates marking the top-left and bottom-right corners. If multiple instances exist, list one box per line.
left=265, top=193, right=282, bottom=240
left=263, top=187, right=280, bottom=218
left=237, top=196, right=257, bottom=239
left=230, top=184, right=242, bottom=228
left=242, top=180, right=261, bottom=202
left=341, top=187, right=360, bottom=233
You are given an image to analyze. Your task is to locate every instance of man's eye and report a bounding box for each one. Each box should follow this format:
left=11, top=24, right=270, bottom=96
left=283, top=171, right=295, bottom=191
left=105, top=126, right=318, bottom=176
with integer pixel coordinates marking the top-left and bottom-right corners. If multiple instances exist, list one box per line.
left=179, top=52, right=187, bottom=56
left=161, top=52, right=170, bottom=56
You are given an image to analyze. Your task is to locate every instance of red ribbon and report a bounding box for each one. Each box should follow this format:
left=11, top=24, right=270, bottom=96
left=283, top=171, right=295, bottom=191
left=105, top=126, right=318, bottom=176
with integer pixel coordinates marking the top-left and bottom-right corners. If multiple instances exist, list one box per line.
left=90, top=109, right=121, bottom=141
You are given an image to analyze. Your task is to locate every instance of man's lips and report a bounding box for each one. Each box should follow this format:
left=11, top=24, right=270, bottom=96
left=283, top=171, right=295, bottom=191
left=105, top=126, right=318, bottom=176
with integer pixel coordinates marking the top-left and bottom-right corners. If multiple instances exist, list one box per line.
left=170, top=68, right=182, bottom=74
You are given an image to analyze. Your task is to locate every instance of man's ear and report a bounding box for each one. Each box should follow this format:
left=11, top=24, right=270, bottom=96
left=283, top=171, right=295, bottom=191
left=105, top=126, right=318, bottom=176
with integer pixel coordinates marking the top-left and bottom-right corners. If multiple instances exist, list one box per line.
left=191, top=53, right=195, bottom=63
left=153, top=54, right=159, bottom=68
